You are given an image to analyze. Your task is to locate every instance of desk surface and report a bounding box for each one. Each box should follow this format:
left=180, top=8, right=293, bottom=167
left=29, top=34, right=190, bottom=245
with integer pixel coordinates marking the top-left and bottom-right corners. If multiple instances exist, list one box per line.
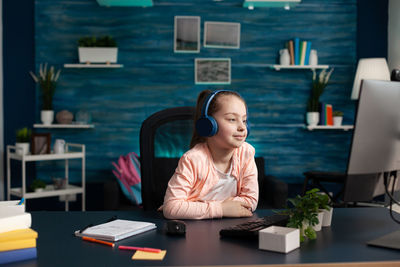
left=13, top=208, right=400, bottom=266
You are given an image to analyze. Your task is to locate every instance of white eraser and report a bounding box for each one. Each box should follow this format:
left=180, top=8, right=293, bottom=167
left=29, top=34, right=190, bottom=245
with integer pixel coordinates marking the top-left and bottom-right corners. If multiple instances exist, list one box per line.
left=259, top=226, right=300, bottom=253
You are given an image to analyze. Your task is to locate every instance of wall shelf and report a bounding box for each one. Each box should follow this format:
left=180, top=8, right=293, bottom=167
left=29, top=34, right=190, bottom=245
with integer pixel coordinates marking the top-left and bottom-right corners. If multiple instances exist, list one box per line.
left=272, top=65, right=329, bottom=71
left=63, top=64, right=123, bottom=68
left=306, top=125, right=354, bottom=131
left=33, top=124, right=94, bottom=129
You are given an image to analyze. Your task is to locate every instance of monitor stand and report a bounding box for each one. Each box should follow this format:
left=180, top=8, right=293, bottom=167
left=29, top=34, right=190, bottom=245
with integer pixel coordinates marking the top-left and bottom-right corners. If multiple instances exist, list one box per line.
left=367, top=230, right=400, bottom=250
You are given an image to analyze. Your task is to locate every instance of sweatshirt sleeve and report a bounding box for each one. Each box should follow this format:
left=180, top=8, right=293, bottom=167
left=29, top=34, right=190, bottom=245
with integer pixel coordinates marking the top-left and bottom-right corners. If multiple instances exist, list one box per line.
left=162, top=154, right=223, bottom=220
left=230, top=144, right=259, bottom=211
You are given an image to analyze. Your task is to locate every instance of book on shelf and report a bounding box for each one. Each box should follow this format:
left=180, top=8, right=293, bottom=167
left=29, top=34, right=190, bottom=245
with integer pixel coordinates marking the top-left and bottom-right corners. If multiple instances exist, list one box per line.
left=319, top=102, right=326, bottom=125
left=305, top=41, right=312, bottom=65
left=326, top=104, right=333, bottom=126
left=288, top=40, right=294, bottom=65
left=0, top=247, right=37, bottom=265
left=74, top=219, right=157, bottom=242
left=300, top=41, right=307, bottom=65
left=294, top=38, right=300, bottom=65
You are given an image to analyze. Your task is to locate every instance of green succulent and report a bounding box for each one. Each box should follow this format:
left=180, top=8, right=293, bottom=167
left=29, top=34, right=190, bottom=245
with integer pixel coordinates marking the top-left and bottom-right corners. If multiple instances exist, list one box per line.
left=30, top=179, right=47, bottom=191
left=16, top=127, right=32, bottom=143
left=333, top=111, right=343, bottom=117
left=78, top=36, right=117, bottom=47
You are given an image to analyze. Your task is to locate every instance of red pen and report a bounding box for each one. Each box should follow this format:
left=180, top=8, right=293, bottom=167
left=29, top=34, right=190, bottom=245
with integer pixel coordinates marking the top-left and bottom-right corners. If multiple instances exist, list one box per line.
left=118, top=245, right=161, bottom=253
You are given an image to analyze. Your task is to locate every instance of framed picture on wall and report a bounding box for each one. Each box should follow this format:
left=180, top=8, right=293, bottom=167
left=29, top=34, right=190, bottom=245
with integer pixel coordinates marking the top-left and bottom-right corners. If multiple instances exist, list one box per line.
left=174, top=16, right=201, bottom=53
left=204, top=22, right=240, bottom=49
left=195, top=58, right=231, bottom=84
left=31, top=133, right=51, bottom=155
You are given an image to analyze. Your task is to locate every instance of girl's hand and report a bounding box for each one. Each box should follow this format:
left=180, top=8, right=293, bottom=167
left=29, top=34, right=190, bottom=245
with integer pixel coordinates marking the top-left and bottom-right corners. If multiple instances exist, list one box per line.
left=221, top=199, right=252, bottom=217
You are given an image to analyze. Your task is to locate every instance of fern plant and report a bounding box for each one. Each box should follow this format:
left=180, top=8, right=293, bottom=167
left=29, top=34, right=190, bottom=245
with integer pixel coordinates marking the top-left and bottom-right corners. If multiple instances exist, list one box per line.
left=78, top=36, right=117, bottom=47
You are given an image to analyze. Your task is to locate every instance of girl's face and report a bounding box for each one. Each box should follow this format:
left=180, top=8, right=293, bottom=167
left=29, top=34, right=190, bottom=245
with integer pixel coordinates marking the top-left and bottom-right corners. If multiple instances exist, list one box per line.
left=208, top=94, right=248, bottom=150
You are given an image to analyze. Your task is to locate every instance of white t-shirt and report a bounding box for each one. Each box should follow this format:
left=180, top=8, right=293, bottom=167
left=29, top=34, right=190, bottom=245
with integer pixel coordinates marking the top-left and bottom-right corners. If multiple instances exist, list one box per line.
left=201, top=163, right=237, bottom=201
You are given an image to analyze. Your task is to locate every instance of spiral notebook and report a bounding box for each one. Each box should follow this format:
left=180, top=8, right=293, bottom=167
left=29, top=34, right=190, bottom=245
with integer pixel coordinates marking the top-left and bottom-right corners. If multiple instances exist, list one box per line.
left=74, top=219, right=156, bottom=242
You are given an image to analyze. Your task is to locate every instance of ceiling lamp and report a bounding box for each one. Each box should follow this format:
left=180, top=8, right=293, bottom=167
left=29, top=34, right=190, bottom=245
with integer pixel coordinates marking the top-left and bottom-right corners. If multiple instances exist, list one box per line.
left=243, top=0, right=301, bottom=10
left=96, top=0, right=153, bottom=7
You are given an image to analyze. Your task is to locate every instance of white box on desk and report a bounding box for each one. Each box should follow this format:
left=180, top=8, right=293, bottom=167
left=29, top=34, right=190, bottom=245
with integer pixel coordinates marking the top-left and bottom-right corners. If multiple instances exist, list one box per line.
left=259, top=226, right=299, bottom=253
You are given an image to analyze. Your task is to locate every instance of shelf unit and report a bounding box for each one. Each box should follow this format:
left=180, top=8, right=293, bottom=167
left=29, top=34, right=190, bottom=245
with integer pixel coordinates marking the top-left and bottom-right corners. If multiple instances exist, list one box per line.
left=306, top=125, right=354, bottom=131
left=63, top=63, right=123, bottom=68
left=272, top=65, right=329, bottom=71
left=7, top=143, right=86, bottom=211
left=33, top=123, right=94, bottom=129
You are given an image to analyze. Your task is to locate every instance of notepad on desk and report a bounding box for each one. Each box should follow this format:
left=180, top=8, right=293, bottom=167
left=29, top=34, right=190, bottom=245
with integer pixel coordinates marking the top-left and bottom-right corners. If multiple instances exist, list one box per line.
left=74, top=219, right=156, bottom=242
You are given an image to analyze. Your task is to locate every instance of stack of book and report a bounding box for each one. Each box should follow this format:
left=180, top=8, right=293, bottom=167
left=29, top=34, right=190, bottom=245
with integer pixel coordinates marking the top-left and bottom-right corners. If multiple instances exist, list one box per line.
left=319, top=103, right=333, bottom=126
left=0, top=200, right=38, bottom=265
left=286, top=38, right=312, bottom=66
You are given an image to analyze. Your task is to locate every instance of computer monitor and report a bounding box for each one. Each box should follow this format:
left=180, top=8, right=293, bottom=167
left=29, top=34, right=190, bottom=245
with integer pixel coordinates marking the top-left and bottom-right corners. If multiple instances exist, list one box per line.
left=343, top=79, right=400, bottom=203
left=343, top=79, right=400, bottom=250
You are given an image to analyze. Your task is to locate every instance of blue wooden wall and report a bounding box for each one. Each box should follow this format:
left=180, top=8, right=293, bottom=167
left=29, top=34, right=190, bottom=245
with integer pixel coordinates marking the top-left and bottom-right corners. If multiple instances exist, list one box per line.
left=34, top=0, right=357, bottom=184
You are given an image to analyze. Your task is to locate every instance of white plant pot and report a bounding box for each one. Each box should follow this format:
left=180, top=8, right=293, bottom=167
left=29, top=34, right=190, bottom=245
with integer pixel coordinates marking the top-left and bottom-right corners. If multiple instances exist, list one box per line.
left=306, top=112, right=319, bottom=126
left=41, top=110, right=54, bottom=125
left=322, top=208, right=333, bottom=227
left=78, top=47, right=118, bottom=64
left=15, top=142, right=30, bottom=156
left=333, top=116, right=343, bottom=126
left=313, top=212, right=324, bottom=231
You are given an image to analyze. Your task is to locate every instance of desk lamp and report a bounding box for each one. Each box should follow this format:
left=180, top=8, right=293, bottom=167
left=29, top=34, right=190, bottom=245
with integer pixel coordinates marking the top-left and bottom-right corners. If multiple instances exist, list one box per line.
left=351, top=58, right=390, bottom=100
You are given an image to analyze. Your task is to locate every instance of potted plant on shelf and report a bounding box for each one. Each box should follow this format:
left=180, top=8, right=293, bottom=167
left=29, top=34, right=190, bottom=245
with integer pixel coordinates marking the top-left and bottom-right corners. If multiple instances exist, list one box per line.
left=306, top=68, right=334, bottom=126
left=78, top=36, right=118, bottom=64
left=15, top=127, right=32, bottom=156
left=29, top=179, right=47, bottom=193
left=279, top=188, right=331, bottom=242
left=30, top=63, right=61, bottom=125
left=332, top=110, right=344, bottom=126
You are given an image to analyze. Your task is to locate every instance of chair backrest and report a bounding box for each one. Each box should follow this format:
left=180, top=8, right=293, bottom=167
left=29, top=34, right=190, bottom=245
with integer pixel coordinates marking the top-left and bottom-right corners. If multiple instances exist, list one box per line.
left=140, top=106, right=195, bottom=210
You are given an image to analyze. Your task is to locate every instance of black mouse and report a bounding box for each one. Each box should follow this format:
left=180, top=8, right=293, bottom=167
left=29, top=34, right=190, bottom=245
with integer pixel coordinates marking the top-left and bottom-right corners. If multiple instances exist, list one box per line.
left=166, top=220, right=186, bottom=235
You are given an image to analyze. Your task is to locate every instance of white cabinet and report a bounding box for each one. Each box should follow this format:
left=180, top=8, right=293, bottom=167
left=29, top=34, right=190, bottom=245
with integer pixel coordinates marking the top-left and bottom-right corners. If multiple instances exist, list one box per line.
left=7, top=143, right=85, bottom=211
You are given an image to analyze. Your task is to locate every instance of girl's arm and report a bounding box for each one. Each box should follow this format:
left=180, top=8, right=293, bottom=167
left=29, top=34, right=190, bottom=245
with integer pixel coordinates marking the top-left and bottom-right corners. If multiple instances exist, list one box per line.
left=162, top=156, right=224, bottom=220
left=230, top=155, right=259, bottom=211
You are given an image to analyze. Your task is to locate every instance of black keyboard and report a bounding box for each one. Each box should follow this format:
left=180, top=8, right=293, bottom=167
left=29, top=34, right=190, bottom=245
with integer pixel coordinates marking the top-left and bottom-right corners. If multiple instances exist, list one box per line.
left=219, top=214, right=289, bottom=238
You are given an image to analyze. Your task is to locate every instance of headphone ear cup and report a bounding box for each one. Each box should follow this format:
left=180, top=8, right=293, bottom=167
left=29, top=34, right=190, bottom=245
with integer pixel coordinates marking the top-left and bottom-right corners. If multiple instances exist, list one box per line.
left=196, top=116, right=218, bottom=137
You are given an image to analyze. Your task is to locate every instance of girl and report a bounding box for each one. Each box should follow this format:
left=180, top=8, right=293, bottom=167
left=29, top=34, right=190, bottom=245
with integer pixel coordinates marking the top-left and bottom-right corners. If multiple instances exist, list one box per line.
left=162, top=90, right=258, bottom=219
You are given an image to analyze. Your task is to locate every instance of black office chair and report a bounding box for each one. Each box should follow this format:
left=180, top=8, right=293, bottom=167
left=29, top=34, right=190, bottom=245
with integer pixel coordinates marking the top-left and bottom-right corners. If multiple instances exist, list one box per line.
left=139, top=106, right=288, bottom=211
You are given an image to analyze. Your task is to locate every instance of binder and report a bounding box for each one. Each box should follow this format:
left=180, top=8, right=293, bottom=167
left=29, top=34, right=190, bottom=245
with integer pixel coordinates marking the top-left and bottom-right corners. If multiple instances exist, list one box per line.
left=75, top=219, right=157, bottom=242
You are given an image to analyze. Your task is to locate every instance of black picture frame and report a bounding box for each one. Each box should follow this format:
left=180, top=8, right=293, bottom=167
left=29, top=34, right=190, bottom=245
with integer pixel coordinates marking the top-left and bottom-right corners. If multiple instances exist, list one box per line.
left=31, top=133, right=51, bottom=155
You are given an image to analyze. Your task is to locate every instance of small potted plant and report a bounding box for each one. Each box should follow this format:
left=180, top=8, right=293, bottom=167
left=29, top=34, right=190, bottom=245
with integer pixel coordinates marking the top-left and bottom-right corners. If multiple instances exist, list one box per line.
left=30, top=63, right=61, bottom=125
left=306, top=69, right=334, bottom=126
left=279, top=188, right=331, bottom=242
left=29, top=179, right=47, bottom=192
left=77, top=36, right=118, bottom=64
left=332, top=110, right=344, bottom=126
left=15, top=127, right=32, bottom=156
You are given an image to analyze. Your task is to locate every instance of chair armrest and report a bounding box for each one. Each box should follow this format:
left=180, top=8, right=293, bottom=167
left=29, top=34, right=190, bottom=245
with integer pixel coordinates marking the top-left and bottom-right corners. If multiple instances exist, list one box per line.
left=260, top=175, right=288, bottom=209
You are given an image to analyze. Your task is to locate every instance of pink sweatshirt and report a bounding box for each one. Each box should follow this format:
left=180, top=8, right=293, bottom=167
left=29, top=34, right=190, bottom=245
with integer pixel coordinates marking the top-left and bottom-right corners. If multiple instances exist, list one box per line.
left=162, top=142, right=259, bottom=220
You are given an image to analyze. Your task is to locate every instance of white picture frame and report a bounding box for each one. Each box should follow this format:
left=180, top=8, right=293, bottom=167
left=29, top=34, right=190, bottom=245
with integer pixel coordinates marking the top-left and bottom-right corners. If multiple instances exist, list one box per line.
left=195, top=58, right=231, bottom=84
left=204, top=22, right=240, bottom=49
left=174, top=16, right=200, bottom=53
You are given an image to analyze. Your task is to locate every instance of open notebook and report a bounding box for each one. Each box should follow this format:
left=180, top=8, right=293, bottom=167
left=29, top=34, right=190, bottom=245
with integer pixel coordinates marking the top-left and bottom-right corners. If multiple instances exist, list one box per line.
left=74, top=219, right=156, bottom=242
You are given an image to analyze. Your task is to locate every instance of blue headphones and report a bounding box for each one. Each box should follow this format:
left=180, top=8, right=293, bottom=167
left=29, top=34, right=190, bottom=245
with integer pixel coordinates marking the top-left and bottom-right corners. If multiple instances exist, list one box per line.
left=195, top=90, right=250, bottom=137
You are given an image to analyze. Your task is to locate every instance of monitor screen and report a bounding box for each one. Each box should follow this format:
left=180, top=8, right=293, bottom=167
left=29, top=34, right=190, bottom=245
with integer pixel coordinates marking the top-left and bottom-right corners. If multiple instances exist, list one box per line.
left=344, top=79, right=400, bottom=202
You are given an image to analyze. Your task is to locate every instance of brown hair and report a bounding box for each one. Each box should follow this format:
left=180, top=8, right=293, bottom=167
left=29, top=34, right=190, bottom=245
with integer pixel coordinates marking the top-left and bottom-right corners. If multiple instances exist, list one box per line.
left=189, top=90, right=246, bottom=148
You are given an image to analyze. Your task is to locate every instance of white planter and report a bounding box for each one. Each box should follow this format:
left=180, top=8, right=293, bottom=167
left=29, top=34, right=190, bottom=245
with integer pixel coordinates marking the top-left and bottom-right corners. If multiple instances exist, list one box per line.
left=306, top=112, right=319, bottom=126
left=333, top=116, right=343, bottom=126
left=259, top=226, right=300, bottom=253
left=322, top=208, right=333, bottom=227
left=78, top=47, right=118, bottom=64
left=15, top=142, right=30, bottom=156
left=41, top=110, right=54, bottom=125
